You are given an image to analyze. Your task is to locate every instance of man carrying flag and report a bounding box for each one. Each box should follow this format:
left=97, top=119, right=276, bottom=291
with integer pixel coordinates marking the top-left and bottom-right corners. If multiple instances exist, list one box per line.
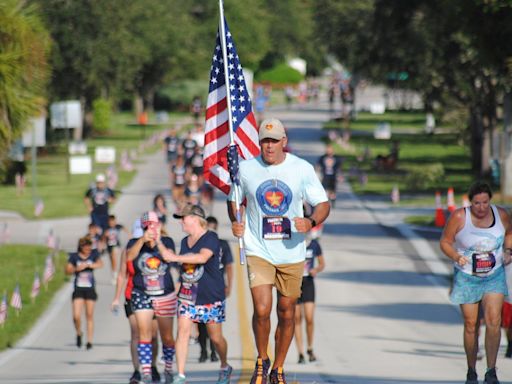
left=228, top=117, right=330, bottom=384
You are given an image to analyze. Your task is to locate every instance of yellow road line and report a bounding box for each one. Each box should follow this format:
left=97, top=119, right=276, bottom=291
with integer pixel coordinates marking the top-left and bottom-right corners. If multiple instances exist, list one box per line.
left=236, top=253, right=255, bottom=383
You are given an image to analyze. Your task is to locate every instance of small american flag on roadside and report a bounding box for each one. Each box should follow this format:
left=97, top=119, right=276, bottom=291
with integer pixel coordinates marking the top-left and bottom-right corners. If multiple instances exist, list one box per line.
left=0, top=292, right=7, bottom=325
left=10, top=284, right=22, bottom=311
left=31, top=272, right=41, bottom=299
left=43, top=254, right=55, bottom=284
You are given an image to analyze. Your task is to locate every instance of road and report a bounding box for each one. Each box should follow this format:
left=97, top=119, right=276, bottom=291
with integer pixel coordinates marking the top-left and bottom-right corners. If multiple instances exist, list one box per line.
left=0, top=92, right=511, bottom=383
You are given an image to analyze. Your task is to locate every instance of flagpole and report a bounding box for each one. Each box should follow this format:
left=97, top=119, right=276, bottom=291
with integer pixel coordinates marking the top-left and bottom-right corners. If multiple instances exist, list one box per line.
left=218, top=0, right=246, bottom=265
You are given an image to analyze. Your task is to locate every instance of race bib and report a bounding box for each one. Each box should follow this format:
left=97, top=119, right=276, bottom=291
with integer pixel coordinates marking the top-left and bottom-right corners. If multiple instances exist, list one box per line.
left=178, top=281, right=198, bottom=305
left=472, top=252, right=496, bottom=276
left=143, top=274, right=165, bottom=295
left=77, top=271, right=93, bottom=288
left=262, top=216, right=291, bottom=240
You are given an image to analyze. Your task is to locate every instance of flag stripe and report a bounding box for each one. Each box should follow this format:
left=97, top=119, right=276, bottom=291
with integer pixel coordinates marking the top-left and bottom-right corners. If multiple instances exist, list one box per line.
left=203, top=18, right=260, bottom=194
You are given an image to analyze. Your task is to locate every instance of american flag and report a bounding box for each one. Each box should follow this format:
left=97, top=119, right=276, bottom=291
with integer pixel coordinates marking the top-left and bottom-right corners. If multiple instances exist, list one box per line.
left=46, top=229, right=56, bottom=250
left=43, top=254, right=55, bottom=284
left=10, top=284, right=22, bottom=311
left=31, top=272, right=41, bottom=299
left=203, top=17, right=260, bottom=194
left=0, top=292, right=7, bottom=325
left=34, top=198, right=44, bottom=217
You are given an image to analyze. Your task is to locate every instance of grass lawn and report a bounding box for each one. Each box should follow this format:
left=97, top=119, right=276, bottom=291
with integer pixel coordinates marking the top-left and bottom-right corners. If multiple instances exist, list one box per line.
left=1, top=111, right=191, bottom=219
left=326, top=111, right=475, bottom=207
left=0, top=245, right=68, bottom=351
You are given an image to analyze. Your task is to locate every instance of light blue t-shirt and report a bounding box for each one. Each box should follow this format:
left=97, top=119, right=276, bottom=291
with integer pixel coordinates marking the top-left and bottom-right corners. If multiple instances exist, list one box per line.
left=229, top=153, right=328, bottom=264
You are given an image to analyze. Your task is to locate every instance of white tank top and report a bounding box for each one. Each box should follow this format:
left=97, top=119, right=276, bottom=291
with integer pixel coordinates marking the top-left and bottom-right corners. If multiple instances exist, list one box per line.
left=454, top=205, right=505, bottom=276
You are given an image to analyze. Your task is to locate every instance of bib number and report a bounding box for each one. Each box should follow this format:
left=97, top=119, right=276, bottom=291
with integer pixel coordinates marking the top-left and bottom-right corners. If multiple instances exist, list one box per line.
left=472, top=252, right=496, bottom=276
left=178, top=282, right=198, bottom=305
left=143, top=274, right=165, bottom=295
left=262, top=216, right=291, bottom=240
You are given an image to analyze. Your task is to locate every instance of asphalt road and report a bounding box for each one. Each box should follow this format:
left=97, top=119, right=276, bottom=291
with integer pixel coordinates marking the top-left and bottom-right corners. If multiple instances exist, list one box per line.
left=1, top=91, right=511, bottom=383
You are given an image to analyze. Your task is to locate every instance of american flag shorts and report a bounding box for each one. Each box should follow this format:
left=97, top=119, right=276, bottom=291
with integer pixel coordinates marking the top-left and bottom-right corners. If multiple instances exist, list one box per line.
left=131, top=290, right=177, bottom=318
left=178, top=300, right=226, bottom=324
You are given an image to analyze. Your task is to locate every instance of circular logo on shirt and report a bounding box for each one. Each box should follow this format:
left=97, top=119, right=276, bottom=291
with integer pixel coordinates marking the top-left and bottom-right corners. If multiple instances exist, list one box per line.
left=181, top=263, right=204, bottom=283
left=137, top=252, right=167, bottom=276
left=256, top=179, right=293, bottom=216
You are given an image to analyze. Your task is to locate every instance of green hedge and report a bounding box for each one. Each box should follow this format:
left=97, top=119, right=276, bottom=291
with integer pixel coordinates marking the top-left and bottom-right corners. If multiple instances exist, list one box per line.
left=256, top=63, right=303, bottom=85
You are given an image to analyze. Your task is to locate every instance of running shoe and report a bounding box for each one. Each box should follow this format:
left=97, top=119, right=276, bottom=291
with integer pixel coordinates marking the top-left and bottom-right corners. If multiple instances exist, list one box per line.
left=298, top=354, right=305, bottom=364
left=484, top=367, right=500, bottom=384
left=211, top=351, right=219, bottom=362
left=199, top=350, right=207, bottom=363
left=152, top=365, right=161, bottom=383
left=307, top=349, right=317, bottom=362
left=76, top=334, right=82, bottom=348
left=129, top=370, right=141, bottom=384
left=250, top=357, right=270, bottom=384
left=465, top=367, right=478, bottom=384
left=86, top=342, right=93, bottom=350
left=216, top=364, right=233, bottom=384
left=163, top=370, right=173, bottom=384
left=506, top=344, right=512, bottom=358
left=171, top=374, right=186, bottom=384
left=269, top=367, right=286, bottom=384
left=142, top=373, right=153, bottom=384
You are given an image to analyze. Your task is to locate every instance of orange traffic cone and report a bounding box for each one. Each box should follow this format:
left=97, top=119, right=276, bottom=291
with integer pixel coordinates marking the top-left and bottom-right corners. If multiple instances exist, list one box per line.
left=462, top=194, right=470, bottom=208
left=391, top=185, right=400, bottom=204
left=434, top=191, right=446, bottom=227
left=447, top=187, right=456, bottom=213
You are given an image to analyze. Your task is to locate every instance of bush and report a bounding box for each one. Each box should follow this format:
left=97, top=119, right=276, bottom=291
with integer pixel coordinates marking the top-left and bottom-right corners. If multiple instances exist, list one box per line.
left=92, top=98, right=112, bottom=134
left=405, top=163, right=445, bottom=190
left=256, top=63, right=303, bottom=85
left=158, top=80, right=209, bottom=111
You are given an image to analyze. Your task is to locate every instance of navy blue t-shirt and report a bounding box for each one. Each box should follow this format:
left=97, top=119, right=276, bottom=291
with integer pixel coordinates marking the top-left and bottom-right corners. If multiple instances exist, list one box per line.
left=219, top=238, right=233, bottom=270
left=85, top=187, right=115, bottom=215
left=303, top=239, right=322, bottom=277
left=179, top=231, right=225, bottom=305
left=68, top=250, right=100, bottom=289
left=127, top=236, right=176, bottom=296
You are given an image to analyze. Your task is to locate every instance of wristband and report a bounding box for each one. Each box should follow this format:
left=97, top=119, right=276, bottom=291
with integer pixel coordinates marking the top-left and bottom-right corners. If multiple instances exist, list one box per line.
left=307, top=217, right=317, bottom=228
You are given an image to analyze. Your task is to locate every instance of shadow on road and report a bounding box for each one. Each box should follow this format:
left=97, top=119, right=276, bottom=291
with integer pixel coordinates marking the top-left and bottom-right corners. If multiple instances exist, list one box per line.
left=321, top=270, right=449, bottom=287
left=319, top=302, right=459, bottom=325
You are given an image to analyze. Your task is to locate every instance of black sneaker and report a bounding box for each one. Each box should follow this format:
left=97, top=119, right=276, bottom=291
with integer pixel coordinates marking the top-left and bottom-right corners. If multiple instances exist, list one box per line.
left=298, top=354, right=305, bottom=364
left=86, top=342, right=92, bottom=350
left=484, top=367, right=500, bottom=384
left=466, top=367, right=478, bottom=384
left=250, top=357, right=271, bottom=384
left=152, top=365, right=161, bottom=383
left=211, top=352, right=219, bottom=362
left=269, top=367, right=286, bottom=384
left=199, top=350, right=208, bottom=363
left=76, top=334, right=82, bottom=348
left=129, top=370, right=141, bottom=384
left=506, top=344, right=512, bottom=358
left=307, top=349, right=317, bottom=362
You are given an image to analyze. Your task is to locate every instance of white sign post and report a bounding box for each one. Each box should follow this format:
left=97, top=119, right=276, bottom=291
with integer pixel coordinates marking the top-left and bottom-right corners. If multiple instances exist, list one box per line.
left=95, top=146, right=116, bottom=164
left=69, top=156, right=92, bottom=175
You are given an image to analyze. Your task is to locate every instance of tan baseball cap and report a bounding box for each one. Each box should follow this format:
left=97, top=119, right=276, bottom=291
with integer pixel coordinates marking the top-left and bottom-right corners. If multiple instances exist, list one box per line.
left=172, top=204, right=206, bottom=220
left=259, top=118, right=286, bottom=141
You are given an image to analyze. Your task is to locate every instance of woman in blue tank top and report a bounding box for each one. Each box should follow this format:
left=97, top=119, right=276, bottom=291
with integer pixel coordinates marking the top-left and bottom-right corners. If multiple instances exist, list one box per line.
left=441, top=181, right=512, bottom=384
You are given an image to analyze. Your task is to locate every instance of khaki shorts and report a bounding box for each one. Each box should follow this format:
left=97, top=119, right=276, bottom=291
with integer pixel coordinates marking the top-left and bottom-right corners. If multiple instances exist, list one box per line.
left=246, top=256, right=304, bottom=298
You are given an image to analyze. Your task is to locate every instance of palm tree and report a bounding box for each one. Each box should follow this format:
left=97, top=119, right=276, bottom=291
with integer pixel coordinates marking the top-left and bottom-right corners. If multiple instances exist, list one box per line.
left=0, top=0, right=50, bottom=170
